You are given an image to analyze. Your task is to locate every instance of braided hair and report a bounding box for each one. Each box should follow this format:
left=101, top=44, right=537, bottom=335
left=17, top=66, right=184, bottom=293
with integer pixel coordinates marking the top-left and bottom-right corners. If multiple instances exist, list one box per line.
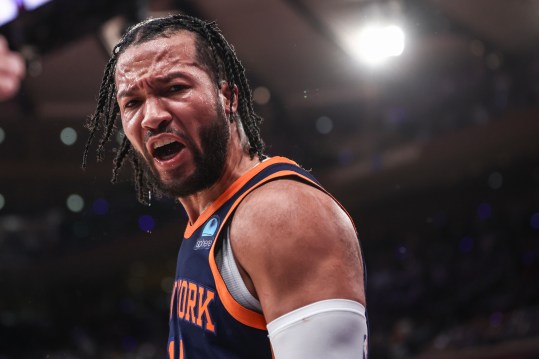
left=82, top=14, right=265, bottom=204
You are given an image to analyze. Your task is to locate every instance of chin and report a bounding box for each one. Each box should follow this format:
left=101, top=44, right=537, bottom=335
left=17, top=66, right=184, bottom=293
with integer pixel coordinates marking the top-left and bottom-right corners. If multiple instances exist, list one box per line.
left=156, top=174, right=202, bottom=198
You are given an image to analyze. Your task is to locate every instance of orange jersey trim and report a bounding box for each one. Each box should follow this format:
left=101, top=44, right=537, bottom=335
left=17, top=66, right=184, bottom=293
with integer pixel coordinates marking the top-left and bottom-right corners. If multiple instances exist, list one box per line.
left=183, top=156, right=298, bottom=239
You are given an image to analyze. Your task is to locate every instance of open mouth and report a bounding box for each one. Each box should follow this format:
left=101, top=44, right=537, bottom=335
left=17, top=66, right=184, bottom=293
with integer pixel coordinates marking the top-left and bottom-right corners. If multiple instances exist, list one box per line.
left=152, top=139, right=184, bottom=162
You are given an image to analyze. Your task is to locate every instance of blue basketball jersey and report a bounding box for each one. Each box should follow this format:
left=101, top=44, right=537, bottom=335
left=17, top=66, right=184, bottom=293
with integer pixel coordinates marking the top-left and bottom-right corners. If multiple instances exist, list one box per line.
left=167, top=156, right=331, bottom=358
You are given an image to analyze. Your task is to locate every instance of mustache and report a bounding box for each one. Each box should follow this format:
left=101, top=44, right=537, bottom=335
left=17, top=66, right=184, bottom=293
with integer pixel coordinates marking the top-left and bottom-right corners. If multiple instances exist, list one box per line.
left=143, top=128, right=192, bottom=149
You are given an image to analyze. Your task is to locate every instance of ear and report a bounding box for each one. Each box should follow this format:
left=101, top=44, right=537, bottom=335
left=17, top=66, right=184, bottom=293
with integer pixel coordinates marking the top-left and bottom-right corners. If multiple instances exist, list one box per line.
left=219, top=81, right=239, bottom=115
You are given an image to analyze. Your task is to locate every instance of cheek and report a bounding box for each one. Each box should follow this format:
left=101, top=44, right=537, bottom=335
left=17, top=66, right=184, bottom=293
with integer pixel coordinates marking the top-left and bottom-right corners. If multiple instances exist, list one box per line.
left=121, top=117, right=145, bottom=153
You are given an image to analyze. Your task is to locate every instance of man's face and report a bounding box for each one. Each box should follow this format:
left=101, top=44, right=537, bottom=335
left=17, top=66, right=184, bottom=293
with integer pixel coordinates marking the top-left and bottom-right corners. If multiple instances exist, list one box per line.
left=115, top=31, right=230, bottom=197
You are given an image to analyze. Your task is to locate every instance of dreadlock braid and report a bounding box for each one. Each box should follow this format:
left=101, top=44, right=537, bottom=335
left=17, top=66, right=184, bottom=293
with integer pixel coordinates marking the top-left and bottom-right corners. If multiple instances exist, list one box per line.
left=129, top=154, right=148, bottom=204
left=82, top=57, right=117, bottom=168
left=83, top=14, right=266, bottom=204
left=227, top=50, right=264, bottom=158
left=112, top=135, right=131, bottom=184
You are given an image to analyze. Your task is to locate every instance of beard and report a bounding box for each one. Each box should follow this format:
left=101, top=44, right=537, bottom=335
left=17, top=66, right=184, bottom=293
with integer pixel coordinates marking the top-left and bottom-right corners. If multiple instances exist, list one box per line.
left=137, top=102, right=230, bottom=198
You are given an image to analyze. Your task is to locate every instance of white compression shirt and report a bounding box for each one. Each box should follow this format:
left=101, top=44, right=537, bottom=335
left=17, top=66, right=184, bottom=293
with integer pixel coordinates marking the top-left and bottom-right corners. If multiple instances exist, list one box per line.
left=215, top=226, right=262, bottom=312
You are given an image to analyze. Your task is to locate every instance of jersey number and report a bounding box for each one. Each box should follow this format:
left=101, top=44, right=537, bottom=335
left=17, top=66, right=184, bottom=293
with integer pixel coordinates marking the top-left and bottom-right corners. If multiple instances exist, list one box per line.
left=168, top=339, right=184, bottom=359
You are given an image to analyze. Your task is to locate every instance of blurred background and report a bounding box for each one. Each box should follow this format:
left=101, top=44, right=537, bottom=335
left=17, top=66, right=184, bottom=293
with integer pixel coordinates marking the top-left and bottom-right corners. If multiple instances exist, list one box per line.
left=1, top=0, right=539, bottom=358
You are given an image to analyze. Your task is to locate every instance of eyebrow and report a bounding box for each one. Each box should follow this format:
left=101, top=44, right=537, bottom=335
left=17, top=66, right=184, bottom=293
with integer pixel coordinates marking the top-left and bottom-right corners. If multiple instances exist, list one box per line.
left=155, top=71, right=191, bottom=84
left=117, top=71, right=192, bottom=99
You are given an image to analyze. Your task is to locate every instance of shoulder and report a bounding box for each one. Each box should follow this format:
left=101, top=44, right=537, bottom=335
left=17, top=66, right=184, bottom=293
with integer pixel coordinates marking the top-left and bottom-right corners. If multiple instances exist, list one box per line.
left=238, top=174, right=351, bottom=220
left=232, top=178, right=356, bottom=248
left=229, top=178, right=365, bottom=321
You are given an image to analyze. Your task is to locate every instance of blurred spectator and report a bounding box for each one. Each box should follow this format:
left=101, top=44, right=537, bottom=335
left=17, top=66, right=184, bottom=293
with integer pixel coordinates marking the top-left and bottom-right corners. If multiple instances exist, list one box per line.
left=0, top=35, right=25, bottom=101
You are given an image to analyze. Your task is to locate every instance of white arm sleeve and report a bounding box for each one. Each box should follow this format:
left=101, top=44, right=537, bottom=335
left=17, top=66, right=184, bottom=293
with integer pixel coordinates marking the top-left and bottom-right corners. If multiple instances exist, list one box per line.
left=267, top=299, right=368, bottom=359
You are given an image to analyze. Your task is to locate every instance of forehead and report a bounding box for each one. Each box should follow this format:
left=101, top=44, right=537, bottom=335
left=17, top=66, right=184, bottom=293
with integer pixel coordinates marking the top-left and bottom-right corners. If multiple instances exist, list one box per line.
left=115, top=31, right=200, bottom=80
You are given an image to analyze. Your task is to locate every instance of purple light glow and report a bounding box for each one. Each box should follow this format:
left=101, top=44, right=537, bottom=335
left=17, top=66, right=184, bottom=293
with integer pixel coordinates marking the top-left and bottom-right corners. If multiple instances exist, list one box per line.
left=531, top=213, right=539, bottom=230
left=92, top=198, right=109, bottom=215
left=477, top=203, right=492, bottom=221
left=138, top=215, right=155, bottom=232
left=459, top=236, right=474, bottom=254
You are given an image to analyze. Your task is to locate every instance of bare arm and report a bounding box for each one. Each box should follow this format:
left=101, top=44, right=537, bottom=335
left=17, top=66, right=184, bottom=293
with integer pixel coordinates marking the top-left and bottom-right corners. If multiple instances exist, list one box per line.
left=229, top=179, right=366, bottom=322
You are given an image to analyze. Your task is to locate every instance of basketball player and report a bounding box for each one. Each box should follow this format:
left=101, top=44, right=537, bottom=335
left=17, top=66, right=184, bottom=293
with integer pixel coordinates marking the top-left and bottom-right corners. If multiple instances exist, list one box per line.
left=84, top=15, right=368, bottom=358
left=0, top=35, right=25, bottom=101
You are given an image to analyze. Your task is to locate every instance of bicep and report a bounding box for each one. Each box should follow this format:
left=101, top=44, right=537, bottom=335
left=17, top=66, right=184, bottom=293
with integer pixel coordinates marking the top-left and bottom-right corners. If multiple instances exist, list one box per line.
left=230, top=180, right=365, bottom=323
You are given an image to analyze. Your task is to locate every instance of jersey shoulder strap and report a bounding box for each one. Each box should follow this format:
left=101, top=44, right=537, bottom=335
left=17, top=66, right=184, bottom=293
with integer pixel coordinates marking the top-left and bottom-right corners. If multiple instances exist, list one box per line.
left=184, top=156, right=319, bottom=238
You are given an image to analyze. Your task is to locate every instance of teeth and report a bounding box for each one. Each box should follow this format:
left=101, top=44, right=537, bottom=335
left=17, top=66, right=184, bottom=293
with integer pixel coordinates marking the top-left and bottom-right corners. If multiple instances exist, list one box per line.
left=153, top=138, right=176, bottom=150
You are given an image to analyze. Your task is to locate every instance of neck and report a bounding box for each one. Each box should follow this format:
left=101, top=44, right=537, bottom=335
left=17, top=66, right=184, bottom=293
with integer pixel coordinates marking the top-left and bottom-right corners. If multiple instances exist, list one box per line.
left=178, top=152, right=260, bottom=225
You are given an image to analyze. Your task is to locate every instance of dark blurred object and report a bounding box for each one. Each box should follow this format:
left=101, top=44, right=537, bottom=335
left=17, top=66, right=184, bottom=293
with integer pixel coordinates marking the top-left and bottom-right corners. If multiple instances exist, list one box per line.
left=0, top=0, right=146, bottom=55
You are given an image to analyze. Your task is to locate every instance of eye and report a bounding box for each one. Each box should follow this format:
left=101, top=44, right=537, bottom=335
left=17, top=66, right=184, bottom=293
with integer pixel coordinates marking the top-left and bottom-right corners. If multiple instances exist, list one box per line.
left=124, top=99, right=140, bottom=109
left=169, top=84, right=187, bottom=93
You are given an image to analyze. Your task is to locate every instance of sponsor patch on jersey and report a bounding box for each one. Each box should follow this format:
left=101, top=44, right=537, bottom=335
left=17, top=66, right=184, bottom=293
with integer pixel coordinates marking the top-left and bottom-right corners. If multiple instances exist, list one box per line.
left=194, top=216, right=220, bottom=250
left=202, top=216, right=219, bottom=236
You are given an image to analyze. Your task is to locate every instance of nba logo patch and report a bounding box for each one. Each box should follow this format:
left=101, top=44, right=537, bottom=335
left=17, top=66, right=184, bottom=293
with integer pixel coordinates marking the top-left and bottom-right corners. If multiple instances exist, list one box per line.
left=194, top=216, right=220, bottom=250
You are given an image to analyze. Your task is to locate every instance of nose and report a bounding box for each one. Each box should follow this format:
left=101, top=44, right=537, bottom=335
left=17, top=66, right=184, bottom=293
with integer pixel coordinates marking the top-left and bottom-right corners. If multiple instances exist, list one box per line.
left=141, top=97, right=172, bottom=131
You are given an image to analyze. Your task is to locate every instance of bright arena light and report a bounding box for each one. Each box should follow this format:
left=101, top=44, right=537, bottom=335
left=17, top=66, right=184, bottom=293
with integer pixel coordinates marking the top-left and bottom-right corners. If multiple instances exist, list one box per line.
left=0, top=0, right=17, bottom=26
left=23, top=0, right=53, bottom=11
left=348, top=24, right=405, bottom=65
left=66, top=194, right=85, bottom=213
left=60, top=127, right=78, bottom=146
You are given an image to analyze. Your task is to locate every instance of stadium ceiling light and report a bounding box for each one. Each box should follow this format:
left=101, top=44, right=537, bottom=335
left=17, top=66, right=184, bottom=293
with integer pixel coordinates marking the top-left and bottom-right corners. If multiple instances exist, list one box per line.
left=0, top=0, right=17, bottom=26
left=347, top=23, right=405, bottom=65
left=0, top=0, right=53, bottom=26
left=23, top=0, right=52, bottom=11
